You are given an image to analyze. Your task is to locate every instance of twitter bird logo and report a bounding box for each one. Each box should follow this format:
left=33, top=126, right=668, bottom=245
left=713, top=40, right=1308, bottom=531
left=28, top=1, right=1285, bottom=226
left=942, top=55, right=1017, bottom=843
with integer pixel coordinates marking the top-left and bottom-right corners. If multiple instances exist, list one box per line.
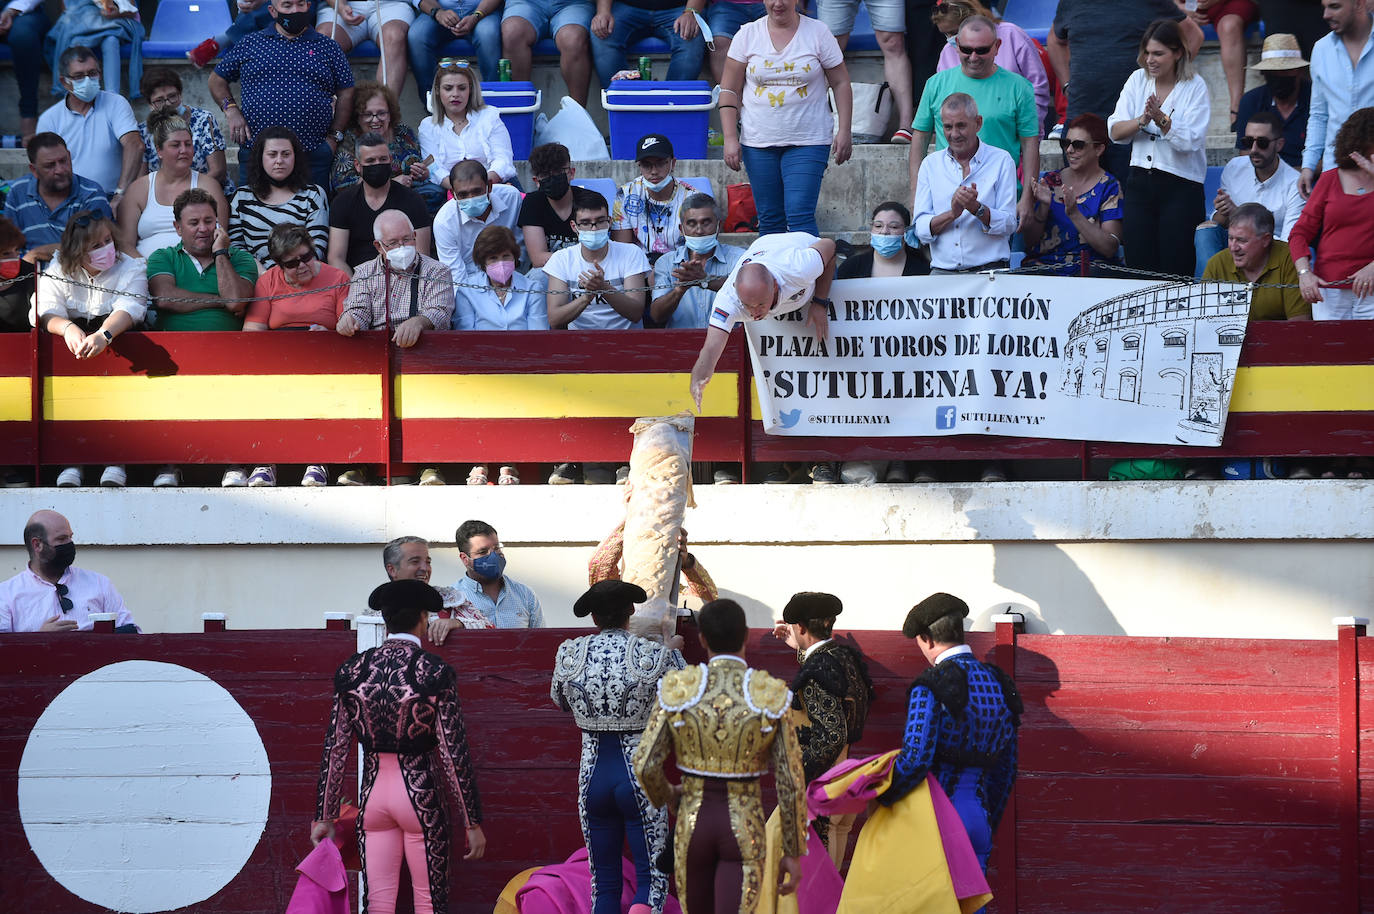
left=779, top=409, right=802, bottom=428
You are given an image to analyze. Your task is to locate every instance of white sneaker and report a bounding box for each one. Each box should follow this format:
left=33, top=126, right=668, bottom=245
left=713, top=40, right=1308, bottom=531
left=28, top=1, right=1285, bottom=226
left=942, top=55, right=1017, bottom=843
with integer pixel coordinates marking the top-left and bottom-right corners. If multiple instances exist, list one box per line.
left=152, top=466, right=181, bottom=488
left=56, top=466, right=83, bottom=487
left=247, top=466, right=277, bottom=487
left=99, top=465, right=127, bottom=487
left=221, top=467, right=248, bottom=487
left=301, top=465, right=328, bottom=487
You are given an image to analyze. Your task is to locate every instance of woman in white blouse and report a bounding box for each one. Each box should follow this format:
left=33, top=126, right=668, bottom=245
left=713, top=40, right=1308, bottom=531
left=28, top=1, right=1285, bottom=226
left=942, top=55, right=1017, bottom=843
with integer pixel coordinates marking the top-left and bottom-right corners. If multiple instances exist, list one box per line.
left=454, top=225, right=545, bottom=486
left=33, top=210, right=149, bottom=488
left=1107, top=18, right=1210, bottom=278
left=419, top=61, right=516, bottom=190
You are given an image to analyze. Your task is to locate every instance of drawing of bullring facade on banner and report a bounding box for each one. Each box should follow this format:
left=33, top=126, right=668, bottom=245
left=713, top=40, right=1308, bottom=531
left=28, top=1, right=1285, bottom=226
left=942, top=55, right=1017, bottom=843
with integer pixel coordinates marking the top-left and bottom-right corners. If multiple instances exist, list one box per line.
left=1059, top=282, right=1251, bottom=445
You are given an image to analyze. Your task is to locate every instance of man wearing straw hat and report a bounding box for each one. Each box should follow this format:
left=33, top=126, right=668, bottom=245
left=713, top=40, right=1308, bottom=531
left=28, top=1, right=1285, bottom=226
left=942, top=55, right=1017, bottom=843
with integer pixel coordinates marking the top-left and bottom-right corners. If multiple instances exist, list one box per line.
left=1234, top=33, right=1311, bottom=170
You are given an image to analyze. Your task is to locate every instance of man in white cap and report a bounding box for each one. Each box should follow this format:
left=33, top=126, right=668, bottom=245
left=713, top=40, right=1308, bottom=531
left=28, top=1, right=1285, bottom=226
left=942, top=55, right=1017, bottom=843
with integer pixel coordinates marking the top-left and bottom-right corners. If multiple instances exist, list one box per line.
left=1234, top=32, right=1311, bottom=171
left=688, top=231, right=837, bottom=410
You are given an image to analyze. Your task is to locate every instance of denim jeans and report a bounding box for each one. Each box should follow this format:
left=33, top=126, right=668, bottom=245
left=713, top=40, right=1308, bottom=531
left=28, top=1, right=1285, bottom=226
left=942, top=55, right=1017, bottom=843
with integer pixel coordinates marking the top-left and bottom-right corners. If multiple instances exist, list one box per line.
left=739, top=143, right=829, bottom=235
left=1193, top=222, right=1225, bottom=278
left=4, top=7, right=50, bottom=119
left=408, top=0, right=501, bottom=102
left=591, top=2, right=706, bottom=91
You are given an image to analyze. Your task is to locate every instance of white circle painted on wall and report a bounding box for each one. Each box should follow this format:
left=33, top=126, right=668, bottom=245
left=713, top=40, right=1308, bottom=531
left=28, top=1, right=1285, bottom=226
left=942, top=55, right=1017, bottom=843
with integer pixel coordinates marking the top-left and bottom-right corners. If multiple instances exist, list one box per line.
left=18, top=660, right=272, bottom=913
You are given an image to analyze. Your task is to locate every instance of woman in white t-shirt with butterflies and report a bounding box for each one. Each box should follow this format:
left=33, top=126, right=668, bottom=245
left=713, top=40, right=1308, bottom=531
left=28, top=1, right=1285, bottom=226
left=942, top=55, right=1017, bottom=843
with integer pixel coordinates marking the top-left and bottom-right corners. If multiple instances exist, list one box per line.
left=718, top=0, right=853, bottom=235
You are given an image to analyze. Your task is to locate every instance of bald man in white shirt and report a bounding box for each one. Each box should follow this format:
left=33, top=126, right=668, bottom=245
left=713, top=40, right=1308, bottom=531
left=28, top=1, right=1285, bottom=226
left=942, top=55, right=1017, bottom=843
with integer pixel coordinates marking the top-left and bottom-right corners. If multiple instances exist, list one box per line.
left=0, top=510, right=138, bottom=633
left=688, top=231, right=837, bottom=409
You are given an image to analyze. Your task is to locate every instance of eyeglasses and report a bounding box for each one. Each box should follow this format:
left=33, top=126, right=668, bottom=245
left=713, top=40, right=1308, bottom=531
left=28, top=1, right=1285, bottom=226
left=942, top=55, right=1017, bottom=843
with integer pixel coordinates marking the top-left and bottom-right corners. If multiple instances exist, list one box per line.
left=958, top=43, right=994, bottom=56
left=55, top=582, right=73, bottom=615
left=533, top=167, right=570, bottom=182
left=574, top=217, right=611, bottom=230
left=279, top=250, right=316, bottom=269
left=361, top=109, right=389, bottom=121
left=438, top=58, right=472, bottom=69
left=1239, top=135, right=1274, bottom=150
left=1060, top=139, right=1092, bottom=152
left=377, top=235, right=417, bottom=250
left=66, top=68, right=101, bottom=81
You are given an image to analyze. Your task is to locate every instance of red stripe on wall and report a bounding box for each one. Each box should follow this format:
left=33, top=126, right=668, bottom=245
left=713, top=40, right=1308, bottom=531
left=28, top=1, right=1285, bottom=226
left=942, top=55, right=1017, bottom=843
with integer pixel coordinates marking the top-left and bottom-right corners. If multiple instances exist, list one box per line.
left=0, top=423, right=33, bottom=464
left=397, top=417, right=743, bottom=463
left=392, top=328, right=744, bottom=375
left=45, top=331, right=389, bottom=377
left=42, top=419, right=387, bottom=464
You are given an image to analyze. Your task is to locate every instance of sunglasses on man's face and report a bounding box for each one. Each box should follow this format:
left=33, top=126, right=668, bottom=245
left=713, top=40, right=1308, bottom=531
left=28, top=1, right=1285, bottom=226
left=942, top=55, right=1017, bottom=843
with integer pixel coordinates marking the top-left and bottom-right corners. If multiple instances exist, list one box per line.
left=958, top=43, right=994, bottom=56
left=55, top=582, right=73, bottom=614
left=1239, top=135, right=1273, bottom=150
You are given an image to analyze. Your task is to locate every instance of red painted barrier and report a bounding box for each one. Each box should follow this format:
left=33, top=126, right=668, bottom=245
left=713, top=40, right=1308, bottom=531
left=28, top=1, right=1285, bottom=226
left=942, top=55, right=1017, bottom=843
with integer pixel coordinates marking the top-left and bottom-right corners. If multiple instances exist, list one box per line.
left=4, top=322, right=1374, bottom=476
left=0, top=625, right=1365, bottom=914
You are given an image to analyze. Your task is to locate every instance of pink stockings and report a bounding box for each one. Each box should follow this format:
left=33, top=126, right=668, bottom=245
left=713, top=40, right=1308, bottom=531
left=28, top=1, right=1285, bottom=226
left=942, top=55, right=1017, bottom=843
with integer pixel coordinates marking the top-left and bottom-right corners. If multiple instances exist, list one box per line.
left=363, top=754, right=433, bottom=914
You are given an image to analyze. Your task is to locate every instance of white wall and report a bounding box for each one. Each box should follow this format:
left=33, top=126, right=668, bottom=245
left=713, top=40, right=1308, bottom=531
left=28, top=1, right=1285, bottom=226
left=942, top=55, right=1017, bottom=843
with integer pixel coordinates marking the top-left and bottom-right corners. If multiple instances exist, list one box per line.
left=2, top=482, right=1369, bottom=638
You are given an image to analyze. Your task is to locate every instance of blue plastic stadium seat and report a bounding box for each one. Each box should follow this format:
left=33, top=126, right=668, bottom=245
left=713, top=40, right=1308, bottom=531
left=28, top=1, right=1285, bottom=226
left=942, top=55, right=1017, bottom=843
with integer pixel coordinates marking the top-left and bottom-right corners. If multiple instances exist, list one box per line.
left=846, top=4, right=878, bottom=52
left=143, top=0, right=233, bottom=57
left=1202, top=164, right=1223, bottom=206
left=1000, top=0, right=1056, bottom=43
left=572, top=177, right=618, bottom=210
left=680, top=175, right=714, bottom=201
left=1201, top=19, right=1264, bottom=43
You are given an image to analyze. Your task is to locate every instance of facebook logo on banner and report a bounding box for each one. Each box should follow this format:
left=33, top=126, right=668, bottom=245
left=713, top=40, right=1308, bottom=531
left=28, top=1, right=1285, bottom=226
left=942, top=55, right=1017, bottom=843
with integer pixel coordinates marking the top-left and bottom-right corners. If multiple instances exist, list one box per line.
left=935, top=406, right=958, bottom=430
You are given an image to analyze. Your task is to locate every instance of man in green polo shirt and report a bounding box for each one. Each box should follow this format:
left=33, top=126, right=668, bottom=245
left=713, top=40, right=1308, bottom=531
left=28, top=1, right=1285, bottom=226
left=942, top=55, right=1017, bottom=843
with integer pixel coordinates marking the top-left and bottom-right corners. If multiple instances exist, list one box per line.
left=147, top=188, right=257, bottom=331
left=1202, top=202, right=1310, bottom=321
left=908, top=15, right=1040, bottom=228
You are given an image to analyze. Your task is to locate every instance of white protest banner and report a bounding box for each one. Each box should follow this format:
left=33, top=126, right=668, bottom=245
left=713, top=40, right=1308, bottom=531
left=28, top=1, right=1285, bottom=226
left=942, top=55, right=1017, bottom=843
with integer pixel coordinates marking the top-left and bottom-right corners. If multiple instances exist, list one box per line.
left=746, top=274, right=1252, bottom=445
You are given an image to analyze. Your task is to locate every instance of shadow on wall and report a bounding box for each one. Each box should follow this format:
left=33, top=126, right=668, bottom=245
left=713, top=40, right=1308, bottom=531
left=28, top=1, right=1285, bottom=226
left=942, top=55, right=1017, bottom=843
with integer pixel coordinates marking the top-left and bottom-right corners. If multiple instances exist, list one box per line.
left=717, top=589, right=777, bottom=631
left=963, top=508, right=1126, bottom=636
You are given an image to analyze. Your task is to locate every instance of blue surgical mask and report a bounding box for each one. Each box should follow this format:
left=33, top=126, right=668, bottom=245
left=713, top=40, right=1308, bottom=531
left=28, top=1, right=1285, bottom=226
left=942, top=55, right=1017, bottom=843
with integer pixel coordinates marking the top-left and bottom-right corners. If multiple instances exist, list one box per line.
left=644, top=174, right=673, bottom=192
left=68, top=76, right=101, bottom=103
left=471, top=551, right=506, bottom=580
left=870, top=233, right=904, bottom=257
left=684, top=233, right=718, bottom=254
left=580, top=229, right=610, bottom=250
left=457, top=194, right=489, bottom=218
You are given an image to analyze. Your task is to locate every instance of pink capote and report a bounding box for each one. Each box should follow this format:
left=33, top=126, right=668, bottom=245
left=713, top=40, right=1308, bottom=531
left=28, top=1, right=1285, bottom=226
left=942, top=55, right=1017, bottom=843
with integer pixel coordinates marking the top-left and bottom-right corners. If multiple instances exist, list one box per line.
left=515, top=848, right=684, bottom=914
left=808, top=753, right=990, bottom=903
left=284, top=840, right=350, bottom=914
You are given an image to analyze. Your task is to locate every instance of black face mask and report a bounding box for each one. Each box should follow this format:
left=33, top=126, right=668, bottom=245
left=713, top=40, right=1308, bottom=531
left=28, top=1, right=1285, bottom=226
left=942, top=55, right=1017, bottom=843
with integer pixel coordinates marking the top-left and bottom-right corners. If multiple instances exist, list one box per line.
left=47, top=541, right=76, bottom=571
left=1265, top=74, right=1300, bottom=99
left=538, top=173, right=570, bottom=199
left=360, top=162, right=393, bottom=189
left=275, top=9, right=310, bottom=34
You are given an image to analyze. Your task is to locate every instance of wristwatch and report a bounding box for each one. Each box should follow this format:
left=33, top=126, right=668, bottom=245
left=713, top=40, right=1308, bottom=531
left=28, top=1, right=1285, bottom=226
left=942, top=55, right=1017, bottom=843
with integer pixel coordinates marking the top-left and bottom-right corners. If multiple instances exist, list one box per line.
left=976, top=203, right=989, bottom=220
left=101, top=329, right=113, bottom=342
left=331, top=130, right=345, bottom=143
left=811, top=295, right=833, bottom=308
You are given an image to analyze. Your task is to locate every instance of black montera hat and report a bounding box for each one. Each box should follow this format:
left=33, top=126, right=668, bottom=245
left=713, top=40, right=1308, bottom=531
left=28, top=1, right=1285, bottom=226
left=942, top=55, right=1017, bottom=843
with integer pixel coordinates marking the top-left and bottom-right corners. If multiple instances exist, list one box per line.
left=369, top=579, right=444, bottom=615
left=573, top=579, right=648, bottom=618
left=902, top=592, right=969, bottom=639
left=782, top=592, right=843, bottom=624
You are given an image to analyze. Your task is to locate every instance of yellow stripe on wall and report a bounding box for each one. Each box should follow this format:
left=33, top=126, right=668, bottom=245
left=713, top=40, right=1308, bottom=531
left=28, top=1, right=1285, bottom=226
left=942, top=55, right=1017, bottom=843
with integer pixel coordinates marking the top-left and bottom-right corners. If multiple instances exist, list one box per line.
left=396, top=373, right=738, bottom=419
left=748, top=367, right=1371, bottom=417
left=0, top=376, right=31, bottom=422
left=45, top=375, right=382, bottom=421
left=1230, top=365, right=1374, bottom=413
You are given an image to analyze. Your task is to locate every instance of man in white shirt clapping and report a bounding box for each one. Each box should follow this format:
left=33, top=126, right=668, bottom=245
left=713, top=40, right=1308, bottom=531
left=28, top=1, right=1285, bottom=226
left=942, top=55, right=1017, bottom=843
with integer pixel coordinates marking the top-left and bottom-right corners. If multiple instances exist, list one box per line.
left=911, top=92, right=1017, bottom=275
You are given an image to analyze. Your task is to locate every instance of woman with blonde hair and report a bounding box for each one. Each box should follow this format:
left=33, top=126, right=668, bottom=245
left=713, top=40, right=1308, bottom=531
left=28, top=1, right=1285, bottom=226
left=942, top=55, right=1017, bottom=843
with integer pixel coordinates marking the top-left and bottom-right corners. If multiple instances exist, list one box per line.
left=33, top=210, right=148, bottom=487
left=418, top=60, right=516, bottom=190
left=117, top=107, right=228, bottom=258
left=931, top=0, right=1050, bottom=131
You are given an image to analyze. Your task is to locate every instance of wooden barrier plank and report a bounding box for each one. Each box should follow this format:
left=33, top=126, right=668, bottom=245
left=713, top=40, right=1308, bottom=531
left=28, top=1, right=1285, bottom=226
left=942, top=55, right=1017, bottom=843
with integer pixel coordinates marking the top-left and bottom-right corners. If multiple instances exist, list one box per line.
left=1021, top=727, right=1338, bottom=778
left=1015, top=635, right=1337, bottom=687
left=391, top=329, right=735, bottom=375
left=40, top=419, right=388, bottom=464
left=44, top=331, right=390, bottom=376
left=1017, top=774, right=1339, bottom=825
left=1020, top=682, right=1337, bottom=733
left=398, top=417, right=742, bottom=463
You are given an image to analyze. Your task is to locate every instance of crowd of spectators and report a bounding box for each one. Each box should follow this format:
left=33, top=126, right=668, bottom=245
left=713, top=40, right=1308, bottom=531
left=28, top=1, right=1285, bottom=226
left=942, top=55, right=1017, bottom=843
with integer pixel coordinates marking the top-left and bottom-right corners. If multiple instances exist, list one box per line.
left=0, top=0, right=1370, bottom=487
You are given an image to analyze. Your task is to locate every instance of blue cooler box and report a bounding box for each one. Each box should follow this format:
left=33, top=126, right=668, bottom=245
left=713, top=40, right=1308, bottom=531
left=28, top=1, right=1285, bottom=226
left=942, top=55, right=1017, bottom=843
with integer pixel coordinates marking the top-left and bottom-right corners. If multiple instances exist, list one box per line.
left=602, top=81, right=718, bottom=160
left=480, top=82, right=542, bottom=161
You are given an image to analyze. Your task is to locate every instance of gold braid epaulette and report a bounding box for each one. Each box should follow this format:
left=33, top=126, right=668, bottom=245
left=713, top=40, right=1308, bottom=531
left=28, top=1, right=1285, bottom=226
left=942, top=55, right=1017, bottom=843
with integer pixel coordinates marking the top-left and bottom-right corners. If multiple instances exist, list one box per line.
left=658, top=665, right=708, bottom=711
